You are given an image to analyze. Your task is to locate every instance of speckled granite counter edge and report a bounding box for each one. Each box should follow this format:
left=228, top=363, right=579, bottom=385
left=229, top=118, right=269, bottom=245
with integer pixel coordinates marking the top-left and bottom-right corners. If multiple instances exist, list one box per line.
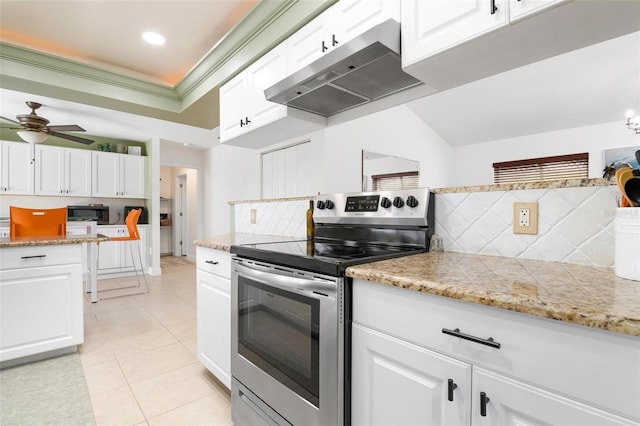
left=228, top=195, right=314, bottom=205
left=432, top=178, right=614, bottom=194
left=346, top=260, right=640, bottom=337
left=0, top=234, right=109, bottom=247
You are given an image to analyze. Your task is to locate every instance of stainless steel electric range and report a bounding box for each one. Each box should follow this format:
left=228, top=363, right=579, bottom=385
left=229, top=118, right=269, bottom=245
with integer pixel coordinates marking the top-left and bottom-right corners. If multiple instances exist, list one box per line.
left=230, top=188, right=435, bottom=426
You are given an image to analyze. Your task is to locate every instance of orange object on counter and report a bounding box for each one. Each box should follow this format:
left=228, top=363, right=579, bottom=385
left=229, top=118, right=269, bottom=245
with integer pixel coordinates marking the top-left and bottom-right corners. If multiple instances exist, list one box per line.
left=9, top=206, right=67, bottom=238
left=621, top=196, right=631, bottom=208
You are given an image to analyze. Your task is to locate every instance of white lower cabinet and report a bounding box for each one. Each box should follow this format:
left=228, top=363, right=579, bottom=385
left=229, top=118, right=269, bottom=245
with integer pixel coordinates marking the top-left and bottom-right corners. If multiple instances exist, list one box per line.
left=352, top=279, right=640, bottom=425
left=0, top=244, right=84, bottom=362
left=352, top=323, right=472, bottom=426
left=196, top=246, right=231, bottom=388
left=97, top=225, right=148, bottom=276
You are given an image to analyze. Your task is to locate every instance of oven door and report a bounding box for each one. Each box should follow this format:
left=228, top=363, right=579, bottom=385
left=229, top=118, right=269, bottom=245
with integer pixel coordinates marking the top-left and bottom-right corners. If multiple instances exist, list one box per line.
left=231, top=257, right=343, bottom=426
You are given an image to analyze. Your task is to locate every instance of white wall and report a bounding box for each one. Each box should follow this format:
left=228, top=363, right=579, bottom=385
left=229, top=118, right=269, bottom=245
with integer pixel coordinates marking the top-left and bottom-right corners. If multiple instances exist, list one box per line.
left=450, top=121, right=639, bottom=187
left=324, top=104, right=454, bottom=193
left=203, top=144, right=261, bottom=238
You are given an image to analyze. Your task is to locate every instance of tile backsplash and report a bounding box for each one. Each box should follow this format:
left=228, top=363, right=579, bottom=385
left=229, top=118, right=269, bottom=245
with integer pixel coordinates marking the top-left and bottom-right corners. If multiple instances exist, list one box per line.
left=435, top=185, right=618, bottom=267
left=234, top=199, right=310, bottom=238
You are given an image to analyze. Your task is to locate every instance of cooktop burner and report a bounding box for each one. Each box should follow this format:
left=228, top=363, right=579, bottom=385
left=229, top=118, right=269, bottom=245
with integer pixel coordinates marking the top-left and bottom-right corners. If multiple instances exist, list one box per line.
left=231, top=238, right=424, bottom=276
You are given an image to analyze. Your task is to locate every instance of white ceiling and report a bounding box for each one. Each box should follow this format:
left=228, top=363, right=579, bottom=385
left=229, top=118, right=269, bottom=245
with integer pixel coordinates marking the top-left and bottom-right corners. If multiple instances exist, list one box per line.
left=0, top=0, right=257, bottom=86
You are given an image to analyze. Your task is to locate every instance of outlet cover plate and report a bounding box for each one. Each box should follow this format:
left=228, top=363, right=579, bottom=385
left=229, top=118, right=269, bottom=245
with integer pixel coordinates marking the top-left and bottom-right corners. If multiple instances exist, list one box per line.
left=513, top=202, right=538, bottom=235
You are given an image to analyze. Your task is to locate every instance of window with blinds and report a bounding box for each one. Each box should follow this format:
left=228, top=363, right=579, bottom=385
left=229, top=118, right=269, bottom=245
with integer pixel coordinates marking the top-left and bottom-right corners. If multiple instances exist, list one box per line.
left=372, top=171, right=419, bottom=191
left=493, top=153, right=588, bottom=184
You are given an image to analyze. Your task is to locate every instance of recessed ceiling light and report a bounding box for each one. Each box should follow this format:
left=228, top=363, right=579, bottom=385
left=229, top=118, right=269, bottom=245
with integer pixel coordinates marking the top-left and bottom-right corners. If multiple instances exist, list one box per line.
left=142, top=31, right=165, bottom=46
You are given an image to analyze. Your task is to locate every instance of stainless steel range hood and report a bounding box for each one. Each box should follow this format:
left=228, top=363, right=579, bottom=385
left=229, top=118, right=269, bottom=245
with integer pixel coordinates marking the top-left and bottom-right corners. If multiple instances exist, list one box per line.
left=264, top=19, right=422, bottom=117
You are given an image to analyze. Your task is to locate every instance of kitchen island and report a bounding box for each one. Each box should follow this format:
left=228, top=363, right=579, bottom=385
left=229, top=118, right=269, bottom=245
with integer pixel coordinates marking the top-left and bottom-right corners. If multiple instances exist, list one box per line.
left=0, top=234, right=107, bottom=367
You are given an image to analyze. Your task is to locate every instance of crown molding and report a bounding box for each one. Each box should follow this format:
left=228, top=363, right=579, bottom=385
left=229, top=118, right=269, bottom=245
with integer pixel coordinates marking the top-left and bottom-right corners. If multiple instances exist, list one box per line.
left=0, top=0, right=335, bottom=127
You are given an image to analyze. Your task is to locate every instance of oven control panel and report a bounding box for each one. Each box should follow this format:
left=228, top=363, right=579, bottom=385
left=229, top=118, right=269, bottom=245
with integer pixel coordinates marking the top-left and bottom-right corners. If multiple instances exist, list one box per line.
left=314, top=188, right=432, bottom=227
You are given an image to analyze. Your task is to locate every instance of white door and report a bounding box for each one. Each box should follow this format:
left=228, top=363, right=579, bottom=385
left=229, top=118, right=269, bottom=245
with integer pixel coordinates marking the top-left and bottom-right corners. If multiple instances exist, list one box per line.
left=472, top=368, right=634, bottom=426
left=351, top=323, right=472, bottom=426
left=92, top=151, right=120, bottom=197
left=66, top=148, right=92, bottom=196
left=246, top=42, right=287, bottom=128
left=401, top=0, right=507, bottom=67
left=1, top=141, right=34, bottom=195
left=196, top=269, right=231, bottom=388
left=120, top=155, right=145, bottom=198
left=286, top=10, right=332, bottom=73
left=174, top=174, right=187, bottom=256
left=219, top=72, right=248, bottom=142
left=34, top=145, right=65, bottom=196
left=332, top=0, right=400, bottom=46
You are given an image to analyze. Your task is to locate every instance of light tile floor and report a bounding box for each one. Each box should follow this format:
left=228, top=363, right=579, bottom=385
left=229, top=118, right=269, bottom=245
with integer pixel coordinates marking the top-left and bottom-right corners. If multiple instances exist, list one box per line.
left=79, top=257, right=232, bottom=426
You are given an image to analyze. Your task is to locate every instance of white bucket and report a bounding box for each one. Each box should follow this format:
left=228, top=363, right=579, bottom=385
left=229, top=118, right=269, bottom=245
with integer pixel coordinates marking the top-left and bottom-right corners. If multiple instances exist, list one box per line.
left=614, top=208, right=640, bottom=281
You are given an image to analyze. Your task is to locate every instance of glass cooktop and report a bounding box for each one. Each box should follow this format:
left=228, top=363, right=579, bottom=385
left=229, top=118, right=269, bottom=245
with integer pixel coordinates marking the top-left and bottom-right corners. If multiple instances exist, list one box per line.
left=231, top=238, right=425, bottom=277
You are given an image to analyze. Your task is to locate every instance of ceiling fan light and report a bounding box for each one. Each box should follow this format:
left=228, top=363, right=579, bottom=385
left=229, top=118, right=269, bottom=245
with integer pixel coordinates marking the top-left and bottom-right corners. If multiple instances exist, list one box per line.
left=16, top=129, right=48, bottom=144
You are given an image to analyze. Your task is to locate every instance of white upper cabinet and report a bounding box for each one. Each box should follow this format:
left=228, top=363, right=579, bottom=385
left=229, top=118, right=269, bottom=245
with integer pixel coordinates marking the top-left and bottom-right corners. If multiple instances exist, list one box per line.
left=91, top=151, right=145, bottom=198
left=35, top=145, right=91, bottom=197
left=0, top=141, right=34, bottom=195
left=287, top=0, right=400, bottom=74
left=219, top=42, right=325, bottom=148
left=401, top=0, right=508, bottom=68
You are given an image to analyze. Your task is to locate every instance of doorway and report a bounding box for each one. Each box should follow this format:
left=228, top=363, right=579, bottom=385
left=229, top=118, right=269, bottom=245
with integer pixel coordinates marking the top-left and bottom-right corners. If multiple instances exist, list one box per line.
left=159, top=165, right=198, bottom=261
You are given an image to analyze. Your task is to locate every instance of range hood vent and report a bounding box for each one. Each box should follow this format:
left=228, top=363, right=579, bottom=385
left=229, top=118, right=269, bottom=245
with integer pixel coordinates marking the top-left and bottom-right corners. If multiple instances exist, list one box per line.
left=265, top=19, right=422, bottom=117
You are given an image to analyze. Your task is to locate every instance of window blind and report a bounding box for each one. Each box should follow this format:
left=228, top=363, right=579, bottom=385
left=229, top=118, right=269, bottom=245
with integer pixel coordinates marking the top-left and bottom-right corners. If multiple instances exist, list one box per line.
left=372, top=172, right=419, bottom=191
left=493, top=153, right=588, bottom=184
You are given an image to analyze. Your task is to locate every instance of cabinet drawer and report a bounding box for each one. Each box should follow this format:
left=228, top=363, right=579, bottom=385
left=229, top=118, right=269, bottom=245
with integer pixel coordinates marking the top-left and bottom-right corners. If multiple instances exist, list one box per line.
left=196, top=246, right=231, bottom=279
left=0, top=244, right=83, bottom=270
left=353, top=279, right=640, bottom=421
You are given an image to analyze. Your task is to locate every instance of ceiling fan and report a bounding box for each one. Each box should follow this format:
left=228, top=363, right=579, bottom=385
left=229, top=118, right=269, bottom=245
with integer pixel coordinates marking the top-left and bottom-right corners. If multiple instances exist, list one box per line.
left=0, top=101, right=94, bottom=145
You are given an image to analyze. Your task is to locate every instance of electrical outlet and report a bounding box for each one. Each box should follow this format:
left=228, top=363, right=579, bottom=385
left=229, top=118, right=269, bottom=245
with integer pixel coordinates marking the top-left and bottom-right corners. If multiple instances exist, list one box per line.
left=250, top=209, right=257, bottom=224
left=513, top=202, right=538, bottom=235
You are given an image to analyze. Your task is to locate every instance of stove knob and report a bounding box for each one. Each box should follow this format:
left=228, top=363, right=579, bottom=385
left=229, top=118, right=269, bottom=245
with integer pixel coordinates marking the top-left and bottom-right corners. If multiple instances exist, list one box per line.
left=393, top=196, right=405, bottom=208
left=316, top=200, right=326, bottom=210
left=406, top=195, right=419, bottom=208
left=325, top=200, right=335, bottom=210
left=380, top=197, right=392, bottom=209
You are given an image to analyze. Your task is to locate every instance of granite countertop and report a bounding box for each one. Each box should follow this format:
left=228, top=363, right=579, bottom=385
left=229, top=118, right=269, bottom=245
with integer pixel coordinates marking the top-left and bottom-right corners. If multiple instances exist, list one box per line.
left=194, top=233, right=303, bottom=252
left=346, top=252, right=640, bottom=337
left=0, top=234, right=109, bottom=247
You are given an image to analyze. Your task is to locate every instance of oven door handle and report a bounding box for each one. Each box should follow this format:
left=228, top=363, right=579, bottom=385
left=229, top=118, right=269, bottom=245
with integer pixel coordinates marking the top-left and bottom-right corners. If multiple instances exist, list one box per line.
left=233, top=260, right=337, bottom=296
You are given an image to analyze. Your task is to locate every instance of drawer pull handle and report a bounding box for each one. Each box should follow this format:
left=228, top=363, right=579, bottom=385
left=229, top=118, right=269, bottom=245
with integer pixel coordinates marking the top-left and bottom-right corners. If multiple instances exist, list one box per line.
left=21, top=255, right=47, bottom=260
left=480, top=392, right=490, bottom=416
left=447, top=378, right=457, bottom=402
left=205, top=260, right=219, bottom=265
left=442, top=327, right=501, bottom=349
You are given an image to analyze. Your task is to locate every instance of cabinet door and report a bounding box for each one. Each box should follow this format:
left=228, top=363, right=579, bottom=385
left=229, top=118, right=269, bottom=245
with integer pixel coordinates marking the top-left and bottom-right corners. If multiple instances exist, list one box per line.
left=401, top=0, right=507, bottom=67
left=120, top=155, right=145, bottom=198
left=34, top=144, right=65, bottom=196
left=97, top=227, right=123, bottom=270
left=352, top=323, right=472, bottom=426
left=262, top=151, right=273, bottom=199
left=246, top=42, right=287, bottom=129
left=197, top=269, right=231, bottom=388
left=284, top=144, right=298, bottom=197
left=472, top=368, right=634, bottom=426
left=219, top=72, right=248, bottom=142
left=92, top=151, right=120, bottom=197
left=333, top=0, right=399, bottom=46
left=509, top=0, right=570, bottom=22
left=1, top=141, right=34, bottom=195
left=271, top=149, right=286, bottom=199
left=286, top=11, right=332, bottom=73
left=65, top=148, right=92, bottom=196
left=0, top=263, right=83, bottom=361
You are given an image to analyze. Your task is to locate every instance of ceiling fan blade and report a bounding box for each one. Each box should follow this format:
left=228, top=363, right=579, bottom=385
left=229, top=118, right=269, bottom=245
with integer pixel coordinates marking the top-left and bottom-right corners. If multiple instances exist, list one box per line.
left=0, top=115, right=21, bottom=125
left=48, top=130, right=94, bottom=145
left=47, top=124, right=86, bottom=132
